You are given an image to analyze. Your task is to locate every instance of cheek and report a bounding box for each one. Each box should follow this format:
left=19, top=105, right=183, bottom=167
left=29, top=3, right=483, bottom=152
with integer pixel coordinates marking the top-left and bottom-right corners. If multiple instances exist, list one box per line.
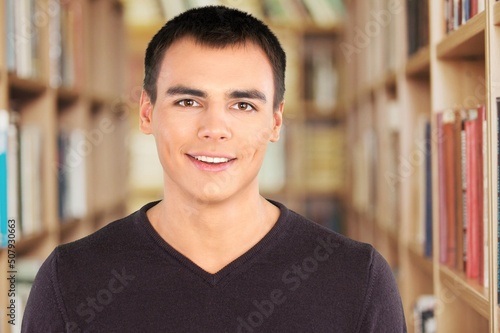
left=238, top=126, right=273, bottom=160
left=152, top=120, right=189, bottom=160
left=153, top=114, right=191, bottom=142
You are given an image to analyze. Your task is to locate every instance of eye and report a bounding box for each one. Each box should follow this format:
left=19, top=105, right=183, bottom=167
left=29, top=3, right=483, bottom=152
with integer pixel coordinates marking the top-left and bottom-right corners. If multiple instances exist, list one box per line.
left=231, top=102, right=255, bottom=112
left=177, top=99, right=200, bottom=107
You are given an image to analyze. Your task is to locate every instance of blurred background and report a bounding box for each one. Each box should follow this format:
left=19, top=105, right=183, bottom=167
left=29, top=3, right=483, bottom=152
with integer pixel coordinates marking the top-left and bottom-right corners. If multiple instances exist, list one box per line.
left=3, top=0, right=500, bottom=332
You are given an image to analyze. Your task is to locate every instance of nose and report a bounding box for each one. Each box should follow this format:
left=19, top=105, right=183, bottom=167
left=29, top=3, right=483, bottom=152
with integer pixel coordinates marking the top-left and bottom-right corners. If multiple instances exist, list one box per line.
left=197, top=108, right=232, bottom=141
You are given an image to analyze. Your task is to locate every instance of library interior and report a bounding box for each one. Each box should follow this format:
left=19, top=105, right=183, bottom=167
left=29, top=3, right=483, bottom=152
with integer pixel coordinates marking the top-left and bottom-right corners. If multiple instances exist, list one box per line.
left=1, top=0, right=500, bottom=332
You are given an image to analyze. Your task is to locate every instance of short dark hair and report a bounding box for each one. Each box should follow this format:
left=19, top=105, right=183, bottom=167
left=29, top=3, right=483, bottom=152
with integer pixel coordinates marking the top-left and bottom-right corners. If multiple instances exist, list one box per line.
left=143, top=5, right=286, bottom=110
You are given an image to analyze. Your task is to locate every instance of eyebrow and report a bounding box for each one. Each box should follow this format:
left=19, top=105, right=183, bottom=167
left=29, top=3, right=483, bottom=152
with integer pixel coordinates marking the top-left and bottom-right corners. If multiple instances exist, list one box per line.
left=166, top=85, right=207, bottom=98
left=228, top=89, right=267, bottom=103
left=165, top=85, right=267, bottom=104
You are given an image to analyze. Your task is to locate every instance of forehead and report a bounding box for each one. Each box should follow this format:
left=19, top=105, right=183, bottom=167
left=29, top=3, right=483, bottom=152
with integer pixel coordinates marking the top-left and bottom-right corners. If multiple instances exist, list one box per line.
left=158, top=37, right=274, bottom=79
left=158, top=37, right=273, bottom=89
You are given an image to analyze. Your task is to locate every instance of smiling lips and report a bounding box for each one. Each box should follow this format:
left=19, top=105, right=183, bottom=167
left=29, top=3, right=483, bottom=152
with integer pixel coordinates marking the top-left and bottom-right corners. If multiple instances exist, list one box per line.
left=194, top=155, right=232, bottom=164
left=188, top=154, right=236, bottom=172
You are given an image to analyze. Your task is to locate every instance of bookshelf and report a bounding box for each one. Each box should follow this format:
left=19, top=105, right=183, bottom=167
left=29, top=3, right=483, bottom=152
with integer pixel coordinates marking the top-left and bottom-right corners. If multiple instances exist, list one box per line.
left=279, top=28, right=346, bottom=226
left=0, top=0, right=128, bottom=331
left=344, top=0, right=500, bottom=331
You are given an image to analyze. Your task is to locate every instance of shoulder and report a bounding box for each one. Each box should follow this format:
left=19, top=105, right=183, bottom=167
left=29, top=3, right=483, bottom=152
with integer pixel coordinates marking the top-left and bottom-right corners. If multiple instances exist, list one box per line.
left=271, top=201, right=388, bottom=291
left=272, top=201, right=406, bottom=330
left=278, top=202, right=377, bottom=268
left=54, top=201, right=159, bottom=275
left=59, top=201, right=158, bottom=252
left=57, top=212, right=135, bottom=260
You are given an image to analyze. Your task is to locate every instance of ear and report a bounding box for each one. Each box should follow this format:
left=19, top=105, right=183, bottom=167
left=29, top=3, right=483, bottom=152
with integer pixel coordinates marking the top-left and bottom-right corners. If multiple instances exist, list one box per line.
left=270, top=101, right=284, bottom=143
left=139, top=90, right=154, bottom=134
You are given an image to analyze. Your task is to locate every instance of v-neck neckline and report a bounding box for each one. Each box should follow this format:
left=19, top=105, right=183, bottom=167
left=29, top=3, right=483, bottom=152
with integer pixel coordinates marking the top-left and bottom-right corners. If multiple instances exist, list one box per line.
left=138, top=200, right=289, bottom=287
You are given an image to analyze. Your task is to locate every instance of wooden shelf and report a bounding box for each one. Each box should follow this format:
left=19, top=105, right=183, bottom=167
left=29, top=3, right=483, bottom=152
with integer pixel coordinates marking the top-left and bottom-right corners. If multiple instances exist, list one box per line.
left=437, top=11, right=486, bottom=59
left=407, top=243, right=433, bottom=277
left=8, top=74, right=47, bottom=99
left=405, top=45, right=431, bottom=77
left=284, top=187, right=344, bottom=200
left=16, top=231, right=49, bottom=256
left=384, top=72, right=397, bottom=90
left=495, top=1, right=500, bottom=26
left=59, top=218, right=82, bottom=237
left=57, top=87, right=80, bottom=107
left=303, top=105, right=344, bottom=122
left=439, top=265, right=489, bottom=319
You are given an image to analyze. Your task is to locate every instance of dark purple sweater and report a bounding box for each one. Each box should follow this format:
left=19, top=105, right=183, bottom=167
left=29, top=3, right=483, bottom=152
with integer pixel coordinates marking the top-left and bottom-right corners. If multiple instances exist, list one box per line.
left=22, top=201, right=407, bottom=332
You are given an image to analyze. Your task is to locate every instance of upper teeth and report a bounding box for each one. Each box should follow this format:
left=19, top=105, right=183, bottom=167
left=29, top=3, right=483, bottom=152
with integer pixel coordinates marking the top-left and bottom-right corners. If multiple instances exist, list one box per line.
left=194, top=156, right=230, bottom=163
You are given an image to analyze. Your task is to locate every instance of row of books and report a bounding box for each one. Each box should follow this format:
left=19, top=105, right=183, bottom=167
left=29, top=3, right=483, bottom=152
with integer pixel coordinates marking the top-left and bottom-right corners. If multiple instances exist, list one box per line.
left=0, top=109, right=88, bottom=247
left=444, top=0, right=485, bottom=34
left=4, top=0, right=84, bottom=88
left=57, top=128, right=88, bottom=222
left=407, top=0, right=486, bottom=55
left=48, top=0, right=85, bottom=88
left=303, top=34, right=339, bottom=115
left=303, top=123, right=345, bottom=192
left=4, top=0, right=43, bottom=79
left=0, top=109, right=43, bottom=246
left=436, top=105, right=488, bottom=286
left=258, top=122, right=345, bottom=195
left=406, top=0, right=429, bottom=56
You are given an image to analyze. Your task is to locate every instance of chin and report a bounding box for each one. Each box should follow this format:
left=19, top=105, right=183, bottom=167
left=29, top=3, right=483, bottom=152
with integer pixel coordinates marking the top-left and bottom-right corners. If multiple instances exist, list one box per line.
left=198, top=191, right=233, bottom=206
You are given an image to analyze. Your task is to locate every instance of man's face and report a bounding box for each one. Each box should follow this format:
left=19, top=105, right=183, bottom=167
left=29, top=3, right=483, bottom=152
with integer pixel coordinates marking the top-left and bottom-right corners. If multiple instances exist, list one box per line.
left=139, top=37, right=283, bottom=205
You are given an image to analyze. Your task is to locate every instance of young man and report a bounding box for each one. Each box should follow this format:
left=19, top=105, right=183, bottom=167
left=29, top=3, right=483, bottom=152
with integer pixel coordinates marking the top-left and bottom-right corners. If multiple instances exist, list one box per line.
left=22, top=6, right=406, bottom=332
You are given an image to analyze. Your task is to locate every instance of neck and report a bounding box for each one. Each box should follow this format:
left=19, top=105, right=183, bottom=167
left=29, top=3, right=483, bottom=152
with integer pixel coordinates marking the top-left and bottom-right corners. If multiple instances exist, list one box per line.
left=147, top=186, right=280, bottom=274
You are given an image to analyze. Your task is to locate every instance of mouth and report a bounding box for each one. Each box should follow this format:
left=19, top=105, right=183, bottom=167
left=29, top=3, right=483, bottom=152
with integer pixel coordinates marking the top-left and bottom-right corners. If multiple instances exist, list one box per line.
left=187, top=154, right=236, bottom=171
left=192, top=155, right=233, bottom=164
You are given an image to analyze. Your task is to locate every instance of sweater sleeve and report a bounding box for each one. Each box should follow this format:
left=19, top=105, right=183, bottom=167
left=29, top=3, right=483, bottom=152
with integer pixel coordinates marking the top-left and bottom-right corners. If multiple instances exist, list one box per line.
left=21, top=249, right=67, bottom=333
left=356, top=249, right=407, bottom=333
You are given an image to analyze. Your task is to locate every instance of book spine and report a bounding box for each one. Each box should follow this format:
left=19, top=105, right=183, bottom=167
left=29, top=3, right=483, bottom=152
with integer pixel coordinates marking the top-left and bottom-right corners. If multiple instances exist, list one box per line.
left=461, top=116, right=468, bottom=272
left=465, top=109, right=481, bottom=280
left=478, top=0, right=485, bottom=13
left=470, top=0, right=478, bottom=18
left=443, top=111, right=457, bottom=268
left=6, top=0, right=16, bottom=72
left=480, top=105, right=488, bottom=287
left=408, top=0, right=417, bottom=54
left=454, top=0, right=460, bottom=30
left=425, top=121, right=433, bottom=258
left=454, top=110, right=465, bottom=272
left=474, top=105, right=485, bottom=285
left=0, top=111, right=9, bottom=247
left=20, top=126, right=43, bottom=237
left=7, top=112, right=20, bottom=241
left=463, top=0, right=470, bottom=23
left=48, top=0, right=62, bottom=87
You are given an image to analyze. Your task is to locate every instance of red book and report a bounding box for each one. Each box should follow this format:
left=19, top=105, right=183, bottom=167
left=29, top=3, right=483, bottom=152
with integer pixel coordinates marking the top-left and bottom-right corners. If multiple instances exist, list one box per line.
left=465, top=107, right=483, bottom=280
left=470, top=0, right=478, bottom=18
left=454, top=110, right=466, bottom=273
left=442, top=110, right=457, bottom=268
left=477, top=105, right=485, bottom=285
